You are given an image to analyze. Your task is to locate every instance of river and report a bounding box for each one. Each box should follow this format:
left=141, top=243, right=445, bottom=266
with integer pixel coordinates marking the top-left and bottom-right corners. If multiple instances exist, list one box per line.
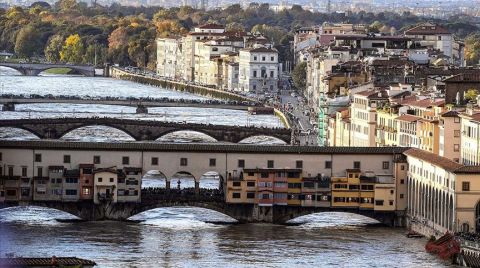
left=0, top=68, right=452, bottom=267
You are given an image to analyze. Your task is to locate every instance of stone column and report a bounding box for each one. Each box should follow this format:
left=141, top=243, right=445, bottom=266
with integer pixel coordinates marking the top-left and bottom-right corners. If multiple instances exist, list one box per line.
left=194, top=181, right=200, bottom=196
left=165, top=180, right=170, bottom=190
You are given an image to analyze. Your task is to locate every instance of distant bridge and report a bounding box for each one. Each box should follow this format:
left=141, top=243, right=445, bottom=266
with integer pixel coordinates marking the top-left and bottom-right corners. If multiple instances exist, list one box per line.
left=0, top=118, right=292, bottom=143
left=0, top=62, right=95, bottom=76
left=0, top=97, right=252, bottom=112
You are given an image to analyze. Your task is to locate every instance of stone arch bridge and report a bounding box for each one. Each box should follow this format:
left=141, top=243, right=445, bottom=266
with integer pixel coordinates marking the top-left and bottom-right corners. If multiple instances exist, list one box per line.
left=0, top=62, right=95, bottom=76
left=0, top=118, right=292, bottom=143
left=0, top=190, right=401, bottom=225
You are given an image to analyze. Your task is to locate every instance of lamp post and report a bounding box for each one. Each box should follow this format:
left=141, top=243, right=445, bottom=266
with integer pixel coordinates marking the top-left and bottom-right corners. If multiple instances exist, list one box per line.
left=94, top=40, right=98, bottom=67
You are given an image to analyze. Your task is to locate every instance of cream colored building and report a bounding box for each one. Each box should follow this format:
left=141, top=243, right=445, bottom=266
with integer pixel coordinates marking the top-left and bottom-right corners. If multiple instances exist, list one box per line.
left=94, top=168, right=118, bottom=204
left=238, top=45, right=279, bottom=92
left=439, top=110, right=461, bottom=162
left=460, top=107, right=480, bottom=166
left=156, top=37, right=183, bottom=79
left=405, top=148, right=480, bottom=235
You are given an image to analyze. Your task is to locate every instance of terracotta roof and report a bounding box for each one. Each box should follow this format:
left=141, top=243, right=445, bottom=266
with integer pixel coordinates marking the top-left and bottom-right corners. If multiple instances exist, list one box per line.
left=370, top=59, right=411, bottom=67
left=404, top=148, right=463, bottom=172
left=454, top=166, right=480, bottom=174
left=441, top=110, right=459, bottom=117
left=396, top=114, right=421, bottom=122
left=403, top=98, right=445, bottom=109
left=243, top=168, right=302, bottom=173
left=0, top=140, right=409, bottom=155
left=404, top=23, right=451, bottom=35
left=197, top=23, right=224, bottom=29
left=241, top=47, right=278, bottom=53
left=443, top=73, right=480, bottom=83
left=0, top=257, right=96, bottom=267
left=355, top=90, right=389, bottom=99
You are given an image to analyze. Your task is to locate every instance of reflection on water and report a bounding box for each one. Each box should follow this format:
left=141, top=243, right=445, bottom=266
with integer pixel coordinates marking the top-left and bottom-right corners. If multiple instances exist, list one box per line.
left=0, top=207, right=450, bottom=267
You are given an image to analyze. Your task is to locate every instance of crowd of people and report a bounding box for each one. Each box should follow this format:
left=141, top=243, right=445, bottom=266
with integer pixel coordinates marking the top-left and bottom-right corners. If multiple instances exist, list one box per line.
left=141, top=187, right=224, bottom=201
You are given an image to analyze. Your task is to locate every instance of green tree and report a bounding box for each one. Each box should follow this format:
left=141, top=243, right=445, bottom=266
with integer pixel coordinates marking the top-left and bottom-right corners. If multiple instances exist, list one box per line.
left=44, top=34, right=63, bottom=62
left=14, top=25, right=41, bottom=58
left=292, top=61, right=307, bottom=90
left=465, top=89, right=479, bottom=102
left=60, top=34, right=84, bottom=63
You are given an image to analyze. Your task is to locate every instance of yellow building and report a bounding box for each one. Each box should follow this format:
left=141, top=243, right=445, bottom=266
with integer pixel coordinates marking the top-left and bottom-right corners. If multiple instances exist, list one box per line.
left=376, top=104, right=400, bottom=147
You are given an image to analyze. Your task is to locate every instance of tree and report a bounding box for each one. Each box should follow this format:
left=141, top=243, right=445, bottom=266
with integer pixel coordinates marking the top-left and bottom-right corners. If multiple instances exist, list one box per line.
left=108, top=27, right=128, bottom=52
left=44, top=34, right=63, bottom=62
left=155, top=20, right=187, bottom=37
left=292, top=62, right=307, bottom=90
left=465, top=34, right=480, bottom=65
left=14, top=25, right=41, bottom=58
left=465, top=89, right=479, bottom=102
left=60, top=34, right=84, bottom=63
left=225, top=22, right=245, bottom=32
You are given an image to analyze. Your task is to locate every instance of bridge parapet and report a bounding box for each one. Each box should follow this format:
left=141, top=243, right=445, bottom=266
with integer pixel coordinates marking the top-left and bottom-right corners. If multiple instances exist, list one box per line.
left=0, top=62, right=95, bottom=77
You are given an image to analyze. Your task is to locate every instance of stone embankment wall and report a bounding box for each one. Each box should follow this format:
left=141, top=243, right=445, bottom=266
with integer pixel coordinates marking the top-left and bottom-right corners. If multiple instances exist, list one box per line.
left=109, top=67, right=291, bottom=129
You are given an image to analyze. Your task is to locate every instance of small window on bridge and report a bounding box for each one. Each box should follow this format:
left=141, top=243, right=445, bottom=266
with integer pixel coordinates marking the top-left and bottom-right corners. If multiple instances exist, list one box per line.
left=37, top=167, right=42, bottom=177
left=296, top=160, right=303, bottom=169
left=462, top=181, right=470, bottom=191
left=209, top=158, right=216, bottom=167
left=94, top=156, right=101, bottom=164
left=122, top=157, right=130, bottom=165
left=151, top=157, right=158, bottom=166
left=180, top=158, right=188, bottom=166
left=375, top=200, right=384, bottom=206
left=325, top=161, right=332, bottom=169
left=35, top=154, right=42, bottom=162
left=353, top=161, right=361, bottom=169
left=7, top=166, right=13, bottom=177
left=232, top=192, right=241, bottom=199
left=246, top=192, right=255, bottom=199
left=98, top=177, right=103, bottom=182
left=110, top=178, right=114, bottom=183
left=267, top=160, right=274, bottom=168
left=400, top=194, right=404, bottom=198
left=232, top=181, right=241, bottom=187
left=238, top=159, right=245, bottom=168
left=247, top=181, right=255, bottom=187
left=382, top=161, right=389, bottom=169
left=64, top=155, right=71, bottom=164
left=22, top=167, right=27, bottom=177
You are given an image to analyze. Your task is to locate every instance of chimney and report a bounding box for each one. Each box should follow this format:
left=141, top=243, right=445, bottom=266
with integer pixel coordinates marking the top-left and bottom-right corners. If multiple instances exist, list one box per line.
left=467, top=102, right=474, bottom=116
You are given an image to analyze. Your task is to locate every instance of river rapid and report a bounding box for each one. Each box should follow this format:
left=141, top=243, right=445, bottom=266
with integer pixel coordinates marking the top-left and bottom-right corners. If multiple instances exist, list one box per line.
left=0, top=68, right=453, bottom=267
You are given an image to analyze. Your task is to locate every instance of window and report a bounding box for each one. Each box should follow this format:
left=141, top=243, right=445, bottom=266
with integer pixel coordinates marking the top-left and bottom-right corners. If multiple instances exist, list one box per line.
left=454, top=144, right=460, bottom=152
left=296, top=160, right=303, bottom=169
left=454, top=117, right=460, bottom=123
left=353, top=161, right=361, bottom=169
left=260, top=172, right=269, bottom=178
left=454, top=130, right=460, bottom=137
left=267, top=160, right=274, bottom=168
left=401, top=165, right=405, bottom=171
left=51, top=178, right=55, bottom=184
left=270, top=56, right=274, bottom=61
left=400, top=179, right=405, bottom=184
left=400, top=194, right=404, bottom=198
left=151, top=157, right=158, bottom=165
left=118, top=177, right=125, bottom=183
left=261, top=193, right=270, bottom=199
left=83, top=187, right=90, bottom=195
left=98, top=177, right=103, bottom=182
left=122, top=156, right=129, bottom=165
left=21, top=167, right=27, bottom=177
left=63, top=155, right=71, bottom=164
left=382, top=161, right=389, bottom=170
left=0, top=152, right=2, bottom=161
left=93, top=156, right=101, bottom=164
left=65, top=189, right=77, bottom=195
left=209, top=158, right=216, bottom=167
left=180, top=158, right=188, bottom=166
left=325, top=161, right=332, bottom=169
left=375, top=200, right=384, bottom=206
left=253, top=56, right=257, bottom=61
left=65, top=178, right=78, bottom=183
left=389, top=200, right=394, bottom=206
left=462, top=181, right=470, bottom=191
left=232, top=181, right=241, bottom=187
left=334, top=184, right=347, bottom=189
left=247, top=181, right=255, bottom=187
left=262, top=56, right=265, bottom=61
left=232, top=192, right=241, bottom=199
left=390, top=190, right=394, bottom=194
left=35, top=153, right=42, bottom=162
left=253, top=70, right=257, bottom=77
left=238, top=159, right=245, bottom=168
left=37, top=167, right=42, bottom=177
left=56, top=178, right=61, bottom=184
left=247, top=192, right=255, bottom=199
left=110, top=178, right=114, bottom=183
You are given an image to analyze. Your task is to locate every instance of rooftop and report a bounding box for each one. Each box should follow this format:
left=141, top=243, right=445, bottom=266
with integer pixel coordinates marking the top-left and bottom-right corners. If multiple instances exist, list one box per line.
left=404, top=23, right=451, bottom=35
left=395, top=114, right=421, bottom=122
left=0, top=140, right=409, bottom=155
left=404, top=148, right=464, bottom=173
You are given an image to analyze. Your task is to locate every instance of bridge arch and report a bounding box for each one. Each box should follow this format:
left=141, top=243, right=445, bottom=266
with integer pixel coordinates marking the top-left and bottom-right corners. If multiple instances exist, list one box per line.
left=142, top=170, right=168, bottom=188
left=58, top=123, right=138, bottom=141
left=38, top=67, right=90, bottom=76
left=0, top=65, right=23, bottom=75
left=153, top=129, right=220, bottom=143
left=238, top=134, right=288, bottom=145
left=0, top=126, right=42, bottom=140
left=128, top=204, right=238, bottom=223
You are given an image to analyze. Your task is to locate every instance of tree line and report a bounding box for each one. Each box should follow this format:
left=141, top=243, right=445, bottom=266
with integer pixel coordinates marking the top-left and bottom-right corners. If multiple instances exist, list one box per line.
left=2, top=0, right=480, bottom=69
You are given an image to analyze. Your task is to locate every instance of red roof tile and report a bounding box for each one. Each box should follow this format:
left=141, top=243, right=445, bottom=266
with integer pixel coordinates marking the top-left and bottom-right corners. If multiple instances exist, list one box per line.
left=404, top=23, right=451, bottom=35
left=396, top=114, right=421, bottom=122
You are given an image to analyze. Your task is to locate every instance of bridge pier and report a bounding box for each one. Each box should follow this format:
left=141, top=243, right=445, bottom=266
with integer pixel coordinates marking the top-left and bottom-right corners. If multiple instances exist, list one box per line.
left=136, top=105, right=148, bottom=114
left=166, top=181, right=171, bottom=190
left=2, top=102, right=15, bottom=111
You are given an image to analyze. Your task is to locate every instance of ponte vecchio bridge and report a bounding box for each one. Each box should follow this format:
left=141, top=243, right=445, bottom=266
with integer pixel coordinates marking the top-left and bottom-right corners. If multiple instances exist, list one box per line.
left=0, top=118, right=292, bottom=143
left=0, top=140, right=408, bottom=225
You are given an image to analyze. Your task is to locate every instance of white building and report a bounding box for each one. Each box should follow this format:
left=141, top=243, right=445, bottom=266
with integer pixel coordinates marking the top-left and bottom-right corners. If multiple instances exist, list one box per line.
left=238, top=46, right=279, bottom=92
left=156, top=37, right=183, bottom=79
left=404, top=23, right=453, bottom=61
